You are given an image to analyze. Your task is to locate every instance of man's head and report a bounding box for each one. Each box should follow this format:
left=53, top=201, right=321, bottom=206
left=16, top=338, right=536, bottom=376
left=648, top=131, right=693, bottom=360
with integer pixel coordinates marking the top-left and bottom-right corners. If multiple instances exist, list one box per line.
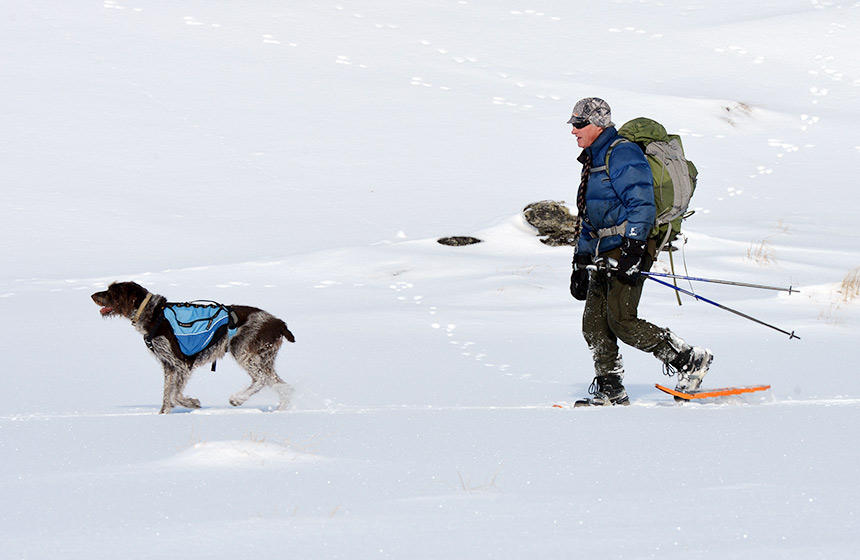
left=567, top=97, right=613, bottom=148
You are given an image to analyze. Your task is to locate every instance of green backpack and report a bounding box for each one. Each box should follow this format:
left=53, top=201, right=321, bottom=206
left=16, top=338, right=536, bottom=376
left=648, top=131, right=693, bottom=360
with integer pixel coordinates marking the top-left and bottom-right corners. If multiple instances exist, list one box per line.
left=605, top=117, right=698, bottom=254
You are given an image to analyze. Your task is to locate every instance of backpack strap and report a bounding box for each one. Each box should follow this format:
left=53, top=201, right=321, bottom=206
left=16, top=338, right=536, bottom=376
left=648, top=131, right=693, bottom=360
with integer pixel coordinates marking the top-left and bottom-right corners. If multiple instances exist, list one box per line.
left=586, top=138, right=632, bottom=241
left=655, top=224, right=673, bottom=257
left=601, top=138, right=629, bottom=175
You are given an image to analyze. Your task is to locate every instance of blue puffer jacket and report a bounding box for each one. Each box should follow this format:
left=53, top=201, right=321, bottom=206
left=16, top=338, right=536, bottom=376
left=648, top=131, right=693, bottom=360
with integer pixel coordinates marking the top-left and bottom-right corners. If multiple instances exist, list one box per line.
left=575, top=126, right=655, bottom=257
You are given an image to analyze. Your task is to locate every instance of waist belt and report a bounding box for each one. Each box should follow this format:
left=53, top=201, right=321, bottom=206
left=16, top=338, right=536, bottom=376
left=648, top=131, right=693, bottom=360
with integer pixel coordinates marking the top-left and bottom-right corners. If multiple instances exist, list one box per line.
left=589, top=221, right=628, bottom=240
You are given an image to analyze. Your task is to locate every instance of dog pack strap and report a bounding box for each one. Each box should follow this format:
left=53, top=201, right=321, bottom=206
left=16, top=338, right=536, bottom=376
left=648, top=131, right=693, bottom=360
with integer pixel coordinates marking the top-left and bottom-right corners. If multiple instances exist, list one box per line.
left=142, top=302, right=165, bottom=352
left=229, top=309, right=239, bottom=329
left=165, top=301, right=226, bottom=328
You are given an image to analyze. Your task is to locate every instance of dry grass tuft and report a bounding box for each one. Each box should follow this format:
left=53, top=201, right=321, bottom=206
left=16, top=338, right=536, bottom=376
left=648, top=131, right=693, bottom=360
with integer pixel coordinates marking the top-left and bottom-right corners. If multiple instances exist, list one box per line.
left=746, top=240, right=776, bottom=265
left=840, top=268, right=860, bottom=302
left=457, top=469, right=501, bottom=493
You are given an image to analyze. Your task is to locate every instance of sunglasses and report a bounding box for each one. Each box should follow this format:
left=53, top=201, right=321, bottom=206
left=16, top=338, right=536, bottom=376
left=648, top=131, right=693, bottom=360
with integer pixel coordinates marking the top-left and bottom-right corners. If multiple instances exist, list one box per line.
left=570, top=118, right=590, bottom=129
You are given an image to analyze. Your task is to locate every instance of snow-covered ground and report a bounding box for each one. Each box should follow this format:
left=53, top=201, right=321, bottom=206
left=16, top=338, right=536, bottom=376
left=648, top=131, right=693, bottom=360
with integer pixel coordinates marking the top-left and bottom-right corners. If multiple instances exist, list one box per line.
left=2, top=1, right=859, bottom=558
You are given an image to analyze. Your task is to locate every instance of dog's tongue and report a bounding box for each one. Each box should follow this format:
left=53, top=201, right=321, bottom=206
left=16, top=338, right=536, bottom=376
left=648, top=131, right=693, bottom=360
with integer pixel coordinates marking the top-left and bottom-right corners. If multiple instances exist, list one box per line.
left=100, top=307, right=113, bottom=316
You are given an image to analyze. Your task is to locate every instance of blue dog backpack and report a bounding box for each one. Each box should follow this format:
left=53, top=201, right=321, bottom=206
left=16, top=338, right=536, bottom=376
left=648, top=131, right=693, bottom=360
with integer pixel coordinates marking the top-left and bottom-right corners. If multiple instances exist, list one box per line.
left=163, top=301, right=238, bottom=357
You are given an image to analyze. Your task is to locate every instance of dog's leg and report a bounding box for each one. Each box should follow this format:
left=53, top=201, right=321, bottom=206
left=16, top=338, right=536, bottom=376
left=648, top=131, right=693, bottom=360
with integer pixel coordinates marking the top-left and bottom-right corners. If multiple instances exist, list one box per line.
left=229, top=315, right=293, bottom=410
left=229, top=379, right=266, bottom=407
left=263, top=349, right=294, bottom=410
left=173, top=367, right=200, bottom=409
left=159, top=364, right=199, bottom=412
left=233, top=354, right=293, bottom=410
left=272, top=381, right=294, bottom=411
left=266, top=361, right=294, bottom=411
left=230, top=351, right=277, bottom=407
left=160, top=366, right=176, bottom=414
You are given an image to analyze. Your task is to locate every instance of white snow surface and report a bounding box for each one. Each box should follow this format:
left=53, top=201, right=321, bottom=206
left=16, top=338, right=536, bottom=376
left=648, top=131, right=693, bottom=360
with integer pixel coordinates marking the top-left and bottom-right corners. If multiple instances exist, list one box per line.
left=2, top=1, right=860, bottom=558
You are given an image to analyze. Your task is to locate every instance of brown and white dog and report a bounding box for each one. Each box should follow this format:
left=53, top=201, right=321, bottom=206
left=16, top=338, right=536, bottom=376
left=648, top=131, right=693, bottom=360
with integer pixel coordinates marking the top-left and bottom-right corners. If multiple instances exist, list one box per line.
left=91, top=281, right=295, bottom=414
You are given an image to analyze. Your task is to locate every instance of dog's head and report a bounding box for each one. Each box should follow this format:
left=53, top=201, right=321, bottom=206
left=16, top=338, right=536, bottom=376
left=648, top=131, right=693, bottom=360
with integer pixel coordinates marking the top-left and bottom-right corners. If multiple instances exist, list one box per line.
left=91, top=281, right=149, bottom=319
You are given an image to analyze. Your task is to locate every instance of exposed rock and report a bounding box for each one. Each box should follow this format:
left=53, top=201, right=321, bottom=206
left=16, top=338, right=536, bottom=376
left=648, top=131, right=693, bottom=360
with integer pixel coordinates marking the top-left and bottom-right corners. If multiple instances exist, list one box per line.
left=437, top=236, right=483, bottom=246
left=523, top=201, right=579, bottom=246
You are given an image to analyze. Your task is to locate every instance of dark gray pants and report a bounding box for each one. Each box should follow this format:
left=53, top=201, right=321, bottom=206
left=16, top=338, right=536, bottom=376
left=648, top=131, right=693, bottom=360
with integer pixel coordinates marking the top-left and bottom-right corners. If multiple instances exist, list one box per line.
left=581, top=257, right=679, bottom=381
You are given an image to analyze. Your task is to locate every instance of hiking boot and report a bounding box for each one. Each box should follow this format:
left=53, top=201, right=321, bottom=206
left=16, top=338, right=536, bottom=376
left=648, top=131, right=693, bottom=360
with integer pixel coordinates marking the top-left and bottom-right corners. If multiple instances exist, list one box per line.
left=574, top=376, right=630, bottom=407
left=671, top=347, right=714, bottom=393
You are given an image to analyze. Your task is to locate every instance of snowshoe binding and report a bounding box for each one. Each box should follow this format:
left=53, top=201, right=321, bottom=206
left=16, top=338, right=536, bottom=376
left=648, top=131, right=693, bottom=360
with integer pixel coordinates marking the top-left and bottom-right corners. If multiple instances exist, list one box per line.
left=665, top=346, right=714, bottom=402
left=574, top=376, right=630, bottom=407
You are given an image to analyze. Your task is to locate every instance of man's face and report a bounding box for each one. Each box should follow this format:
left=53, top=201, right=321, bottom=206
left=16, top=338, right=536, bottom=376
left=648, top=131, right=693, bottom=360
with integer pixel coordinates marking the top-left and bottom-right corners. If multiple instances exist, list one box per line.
left=571, top=123, right=603, bottom=148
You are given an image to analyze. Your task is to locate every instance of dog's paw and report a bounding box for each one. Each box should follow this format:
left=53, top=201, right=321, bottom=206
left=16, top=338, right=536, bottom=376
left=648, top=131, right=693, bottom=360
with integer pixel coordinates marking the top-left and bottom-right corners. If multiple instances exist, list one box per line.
left=159, top=406, right=172, bottom=414
left=178, top=397, right=201, bottom=409
left=229, top=396, right=244, bottom=407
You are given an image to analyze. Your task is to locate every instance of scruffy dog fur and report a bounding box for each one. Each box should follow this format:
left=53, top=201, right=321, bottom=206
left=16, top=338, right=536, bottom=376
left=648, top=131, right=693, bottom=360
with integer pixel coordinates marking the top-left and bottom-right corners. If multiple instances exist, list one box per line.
left=92, top=281, right=295, bottom=414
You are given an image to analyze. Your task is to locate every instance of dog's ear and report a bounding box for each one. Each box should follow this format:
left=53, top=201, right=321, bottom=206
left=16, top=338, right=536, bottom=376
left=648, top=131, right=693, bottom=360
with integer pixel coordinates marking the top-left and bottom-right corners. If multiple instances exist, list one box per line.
left=105, top=281, right=150, bottom=317
left=124, top=282, right=149, bottom=307
left=124, top=281, right=147, bottom=299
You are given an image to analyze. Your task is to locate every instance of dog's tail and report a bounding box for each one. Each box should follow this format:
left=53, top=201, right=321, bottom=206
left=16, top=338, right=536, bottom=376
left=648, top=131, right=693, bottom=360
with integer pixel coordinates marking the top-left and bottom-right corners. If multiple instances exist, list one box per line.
left=280, top=321, right=296, bottom=343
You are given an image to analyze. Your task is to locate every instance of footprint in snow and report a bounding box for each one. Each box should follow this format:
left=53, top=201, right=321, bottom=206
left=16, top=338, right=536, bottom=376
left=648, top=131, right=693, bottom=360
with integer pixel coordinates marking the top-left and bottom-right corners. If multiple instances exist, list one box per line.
left=389, top=280, right=516, bottom=377
left=508, top=9, right=561, bottom=21
left=336, top=55, right=367, bottom=68
left=608, top=26, right=661, bottom=39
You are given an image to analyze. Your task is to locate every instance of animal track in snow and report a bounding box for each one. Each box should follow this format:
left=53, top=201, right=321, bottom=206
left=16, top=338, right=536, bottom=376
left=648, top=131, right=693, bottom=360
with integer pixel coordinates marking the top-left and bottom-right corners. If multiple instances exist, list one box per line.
left=414, top=39, right=559, bottom=111
left=390, top=280, right=515, bottom=377
left=106, top=6, right=222, bottom=28
left=805, top=49, right=859, bottom=104
left=262, top=34, right=297, bottom=46
left=410, top=76, right=450, bottom=91
left=490, top=96, right=535, bottom=111
left=334, top=6, right=400, bottom=31
left=809, top=86, right=829, bottom=101
left=810, top=54, right=846, bottom=82
left=336, top=56, right=368, bottom=69
left=768, top=138, right=814, bottom=162
left=215, top=281, right=251, bottom=289
left=713, top=45, right=766, bottom=64
left=508, top=9, right=562, bottom=21
left=800, top=114, right=821, bottom=132
left=181, top=15, right=223, bottom=28
left=608, top=26, right=663, bottom=40
left=417, top=40, right=482, bottom=66
left=748, top=165, right=774, bottom=179
left=103, top=1, right=143, bottom=12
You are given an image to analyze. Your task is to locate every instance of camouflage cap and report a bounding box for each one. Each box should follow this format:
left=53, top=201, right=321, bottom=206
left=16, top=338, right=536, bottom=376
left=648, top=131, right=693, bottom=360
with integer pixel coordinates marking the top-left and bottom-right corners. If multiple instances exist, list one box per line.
left=567, top=97, right=614, bottom=128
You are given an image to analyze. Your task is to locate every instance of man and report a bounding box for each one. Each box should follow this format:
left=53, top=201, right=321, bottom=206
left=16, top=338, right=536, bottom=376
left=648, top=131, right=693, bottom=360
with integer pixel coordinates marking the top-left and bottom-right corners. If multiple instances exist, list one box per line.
left=567, top=97, right=712, bottom=407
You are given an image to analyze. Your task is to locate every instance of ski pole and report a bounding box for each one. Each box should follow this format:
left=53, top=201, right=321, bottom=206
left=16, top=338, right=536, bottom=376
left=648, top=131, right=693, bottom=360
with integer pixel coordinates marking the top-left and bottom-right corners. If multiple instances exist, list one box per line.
left=640, top=271, right=798, bottom=294
left=644, top=275, right=800, bottom=340
left=668, top=248, right=682, bottom=306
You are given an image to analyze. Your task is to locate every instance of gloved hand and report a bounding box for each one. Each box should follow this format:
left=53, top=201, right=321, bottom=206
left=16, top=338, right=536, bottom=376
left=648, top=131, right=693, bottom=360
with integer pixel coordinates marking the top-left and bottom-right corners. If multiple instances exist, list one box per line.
left=570, top=253, right=592, bottom=300
left=615, top=237, right=646, bottom=286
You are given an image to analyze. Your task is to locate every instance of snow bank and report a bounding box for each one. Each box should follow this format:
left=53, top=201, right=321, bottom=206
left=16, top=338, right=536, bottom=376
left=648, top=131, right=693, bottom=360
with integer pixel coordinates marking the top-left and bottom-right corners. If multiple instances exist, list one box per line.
left=163, top=440, right=322, bottom=469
